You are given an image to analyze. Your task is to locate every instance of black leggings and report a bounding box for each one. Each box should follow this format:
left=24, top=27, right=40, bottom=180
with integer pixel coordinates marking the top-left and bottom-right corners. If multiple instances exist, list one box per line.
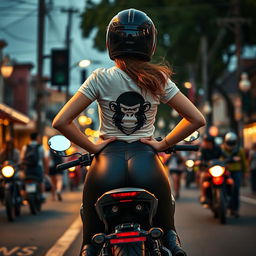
left=81, top=141, right=175, bottom=244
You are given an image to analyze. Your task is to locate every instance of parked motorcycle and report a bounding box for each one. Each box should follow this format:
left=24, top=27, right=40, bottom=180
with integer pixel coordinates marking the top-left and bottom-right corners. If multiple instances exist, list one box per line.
left=48, top=132, right=199, bottom=255
left=0, top=161, right=23, bottom=221
left=201, top=160, right=234, bottom=224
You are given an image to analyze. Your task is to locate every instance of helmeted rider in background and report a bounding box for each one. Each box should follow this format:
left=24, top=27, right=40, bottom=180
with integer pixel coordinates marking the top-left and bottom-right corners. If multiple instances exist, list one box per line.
left=221, top=132, right=248, bottom=218
left=199, top=134, right=223, bottom=205
left=52, top=9, right=205, bottom=256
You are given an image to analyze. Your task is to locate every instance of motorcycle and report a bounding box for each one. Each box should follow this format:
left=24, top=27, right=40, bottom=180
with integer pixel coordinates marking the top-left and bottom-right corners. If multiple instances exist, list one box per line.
left=0, top=161, right=23, bottom=221
left=68, top=165, right=81, bottom=191
left=48, top=133, right=200, bottom=255
left=185, top=159, right=195, bottom=188
left=201, top=160, right=234, bottom=224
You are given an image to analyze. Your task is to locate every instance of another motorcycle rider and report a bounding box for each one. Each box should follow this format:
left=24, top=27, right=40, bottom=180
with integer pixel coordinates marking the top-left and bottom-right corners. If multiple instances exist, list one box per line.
left=198, top=134, right=223, bottom=205
left=221, top=132, right=248, bottom=217
left=166, top=151, right=185, bottom=200
left=20, top=132, right=48, bottom=201
left=49, top=150, right=63, bottom=201
left=52, top=9, right=206, bottom=256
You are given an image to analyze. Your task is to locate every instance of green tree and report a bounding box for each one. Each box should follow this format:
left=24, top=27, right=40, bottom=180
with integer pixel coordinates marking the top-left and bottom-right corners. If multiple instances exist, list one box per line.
left=80, top=0, right=256, bottom=129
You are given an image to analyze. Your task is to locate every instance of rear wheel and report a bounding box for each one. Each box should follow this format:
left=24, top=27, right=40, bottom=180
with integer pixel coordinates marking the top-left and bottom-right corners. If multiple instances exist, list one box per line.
left=28, top=193, right=37, bottom=215
left=213, top=188, right=227, bottom=224
left=5, top=190, right=15, bottom=222
left=111, top=242, right=146, bottom=256
left=218, top=189, right=227, bottom=224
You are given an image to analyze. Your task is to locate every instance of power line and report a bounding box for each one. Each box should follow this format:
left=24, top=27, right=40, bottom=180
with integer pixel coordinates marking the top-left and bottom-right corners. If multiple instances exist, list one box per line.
left=0, top=9, right=37, bottom=30
left=46, top=12, right=64, bottom=43
left=0, top=28, right=60, bottom=44
left=9, top=0, right=37, bottom=6
left=0, top=28, right=36, bottom=43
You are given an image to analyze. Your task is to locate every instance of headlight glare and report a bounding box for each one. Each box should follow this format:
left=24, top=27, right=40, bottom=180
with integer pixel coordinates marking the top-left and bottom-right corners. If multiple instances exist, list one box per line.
left=209, top=165, right=225, bottom=177
left=1, top=166, right=15, bottom=178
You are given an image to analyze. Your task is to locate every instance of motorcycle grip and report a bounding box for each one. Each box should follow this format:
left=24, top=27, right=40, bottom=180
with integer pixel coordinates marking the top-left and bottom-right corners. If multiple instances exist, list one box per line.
left=173, top=145, right=199, bottom=151
left=56, top=159, right=81, bottom=171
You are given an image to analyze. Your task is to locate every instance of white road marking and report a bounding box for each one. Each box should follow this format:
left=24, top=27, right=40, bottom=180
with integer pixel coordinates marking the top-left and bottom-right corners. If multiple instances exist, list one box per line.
left=240, top=196, right=256, bottom=205
left=45, top=215, right=82, bottom=256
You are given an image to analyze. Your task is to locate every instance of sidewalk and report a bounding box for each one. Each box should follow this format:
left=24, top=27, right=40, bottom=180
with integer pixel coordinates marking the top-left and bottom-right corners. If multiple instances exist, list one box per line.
left=241, top=184, right=256, bottom=200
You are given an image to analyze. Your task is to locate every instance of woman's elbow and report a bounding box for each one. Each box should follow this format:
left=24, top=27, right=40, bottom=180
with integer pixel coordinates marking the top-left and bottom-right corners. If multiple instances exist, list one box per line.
left=196, top=114, right=206, bottom=128
left=52, top=117, right=63, bottom=130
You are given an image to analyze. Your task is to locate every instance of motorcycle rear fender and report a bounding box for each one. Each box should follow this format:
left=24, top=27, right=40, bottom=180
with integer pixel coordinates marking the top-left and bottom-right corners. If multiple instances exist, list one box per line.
left=95, top=187, right=158, bottom=232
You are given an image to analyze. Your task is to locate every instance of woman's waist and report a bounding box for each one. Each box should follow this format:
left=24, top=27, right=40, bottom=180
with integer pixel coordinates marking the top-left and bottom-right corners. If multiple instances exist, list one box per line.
left=101, top=140, right=155, bottom=153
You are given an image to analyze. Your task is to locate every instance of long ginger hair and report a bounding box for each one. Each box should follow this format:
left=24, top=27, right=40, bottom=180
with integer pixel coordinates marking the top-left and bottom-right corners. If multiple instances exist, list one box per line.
left=115, top=57, right=172, bottom=98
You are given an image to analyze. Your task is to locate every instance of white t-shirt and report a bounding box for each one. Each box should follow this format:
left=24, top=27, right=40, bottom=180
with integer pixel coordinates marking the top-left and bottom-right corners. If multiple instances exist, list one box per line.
left=78, top=66, right=179, bottom=143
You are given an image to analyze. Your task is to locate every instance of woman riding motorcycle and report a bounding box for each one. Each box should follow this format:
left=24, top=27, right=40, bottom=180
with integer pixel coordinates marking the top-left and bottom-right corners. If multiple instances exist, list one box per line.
left=52, top=9, right=205, bottom=256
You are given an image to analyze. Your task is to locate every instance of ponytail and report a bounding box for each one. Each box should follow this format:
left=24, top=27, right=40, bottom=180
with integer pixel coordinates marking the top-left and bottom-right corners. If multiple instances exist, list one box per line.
left=115, top=57, right=172, bottom=98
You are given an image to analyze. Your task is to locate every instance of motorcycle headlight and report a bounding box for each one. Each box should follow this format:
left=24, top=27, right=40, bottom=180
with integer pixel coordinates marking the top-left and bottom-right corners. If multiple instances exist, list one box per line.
left=1, top=165, right=15, bottom=178
left=185, top=160, right=194, bottom=168
left=68, top=167, right=76, bottom=172
left=209, top=165, right=225, bottom=177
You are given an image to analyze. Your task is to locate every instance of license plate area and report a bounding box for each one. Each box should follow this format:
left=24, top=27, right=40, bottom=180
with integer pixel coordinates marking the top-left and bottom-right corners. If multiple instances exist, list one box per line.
left=26, top=183, right=37, bottom=193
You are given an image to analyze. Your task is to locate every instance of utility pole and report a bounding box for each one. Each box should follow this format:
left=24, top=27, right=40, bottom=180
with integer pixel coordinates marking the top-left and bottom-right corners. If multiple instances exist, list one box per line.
left=36, top=0, right=46, bottom=137
left=61, top=7, right=79, bottom=102
left=217, top=0, right=250, bottom=137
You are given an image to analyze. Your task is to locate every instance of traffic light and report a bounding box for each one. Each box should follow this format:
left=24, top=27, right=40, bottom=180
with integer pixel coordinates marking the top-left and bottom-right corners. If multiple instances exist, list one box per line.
left=51, top=49, right=69, bottom=86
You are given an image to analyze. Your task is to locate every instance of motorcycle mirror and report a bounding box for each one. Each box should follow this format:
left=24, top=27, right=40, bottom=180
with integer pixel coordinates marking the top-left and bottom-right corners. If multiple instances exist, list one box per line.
left=48, top=135, right=71, bottom=152
left=183, top=131, right=200, bottom=143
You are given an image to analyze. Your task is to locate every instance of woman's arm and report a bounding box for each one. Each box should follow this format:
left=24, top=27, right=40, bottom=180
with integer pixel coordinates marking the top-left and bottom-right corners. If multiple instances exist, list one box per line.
left=52, top=92, right=115, bottom=153
left=141, top=92, right=206, bottom=150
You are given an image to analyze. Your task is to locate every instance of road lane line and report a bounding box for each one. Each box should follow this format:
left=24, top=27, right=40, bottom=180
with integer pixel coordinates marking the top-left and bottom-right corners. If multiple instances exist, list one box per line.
left=241, top=196, right=256, bottom=205
left=45, top=215, right=82, bottom=256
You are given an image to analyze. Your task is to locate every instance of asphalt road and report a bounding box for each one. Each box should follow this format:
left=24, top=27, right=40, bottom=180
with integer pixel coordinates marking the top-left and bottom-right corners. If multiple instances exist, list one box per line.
left=0, top=189, right=83, bottom=256
left=0, top=184, right=256, bottom=256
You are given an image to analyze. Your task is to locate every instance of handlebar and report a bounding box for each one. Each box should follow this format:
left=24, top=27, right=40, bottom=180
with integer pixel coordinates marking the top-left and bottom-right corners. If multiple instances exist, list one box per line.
left=55, top=142, right=199, bottom=171
left=166, top=145, right=199, bottom=152
left=56, top=154, right=93, bottom=171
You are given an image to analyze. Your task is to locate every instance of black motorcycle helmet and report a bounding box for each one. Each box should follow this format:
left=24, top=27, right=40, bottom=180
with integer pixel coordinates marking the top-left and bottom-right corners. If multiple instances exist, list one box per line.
left=106, top=9, right=157, bottom=61
left=224, top=132, right=238, bottom=147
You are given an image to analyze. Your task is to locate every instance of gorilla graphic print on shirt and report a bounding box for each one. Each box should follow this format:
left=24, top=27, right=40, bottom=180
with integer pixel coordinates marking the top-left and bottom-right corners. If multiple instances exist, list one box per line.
left=109, top=92, right=151, bottom=135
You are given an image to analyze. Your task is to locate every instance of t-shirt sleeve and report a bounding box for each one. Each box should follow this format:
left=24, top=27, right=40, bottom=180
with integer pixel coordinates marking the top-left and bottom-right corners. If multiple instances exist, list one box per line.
left=78, top=69, right=101, bottom=101
left=160, top=79, right=180, bottom=103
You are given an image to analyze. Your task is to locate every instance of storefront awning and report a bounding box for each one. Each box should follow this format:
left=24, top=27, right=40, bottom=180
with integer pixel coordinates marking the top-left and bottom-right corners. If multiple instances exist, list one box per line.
left=0, top=103, right=30, bottom=125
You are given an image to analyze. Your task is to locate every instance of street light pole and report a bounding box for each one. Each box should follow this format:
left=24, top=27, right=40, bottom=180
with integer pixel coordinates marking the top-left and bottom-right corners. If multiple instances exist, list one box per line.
left=61, top=7, right=79, bottom=102
left=36, top=0, right=46, bottom=137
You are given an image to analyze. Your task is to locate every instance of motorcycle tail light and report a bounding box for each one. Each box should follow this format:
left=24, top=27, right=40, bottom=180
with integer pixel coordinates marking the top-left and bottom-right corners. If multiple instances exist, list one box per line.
left=116, top=231, right=139, bottom=237
left=110, top=191, right=140, bottom=199
left=1, top=165, right=15, bottom=178
left=226, top=178, right=234, bottom=185
left=202, top=181, right=211, bottom=188
left=110, top=236, right=146, bottom=244
left=69, top=172, right=76, bottom=178
left=209, top=165, right=225, bottom=177
left=212, top=176, right=224, bottom=185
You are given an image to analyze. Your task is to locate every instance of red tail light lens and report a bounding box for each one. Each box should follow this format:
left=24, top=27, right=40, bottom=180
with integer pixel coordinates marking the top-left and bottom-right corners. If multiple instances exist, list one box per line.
left=213, top=176, right=224, bottom=185
left=110, top=237, right=146, bottom=244
left=69, top=172, right=75, bottom=178
left=110, top=191, right=140, bottom=199
left=116, top=232, right=139, bottom=237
